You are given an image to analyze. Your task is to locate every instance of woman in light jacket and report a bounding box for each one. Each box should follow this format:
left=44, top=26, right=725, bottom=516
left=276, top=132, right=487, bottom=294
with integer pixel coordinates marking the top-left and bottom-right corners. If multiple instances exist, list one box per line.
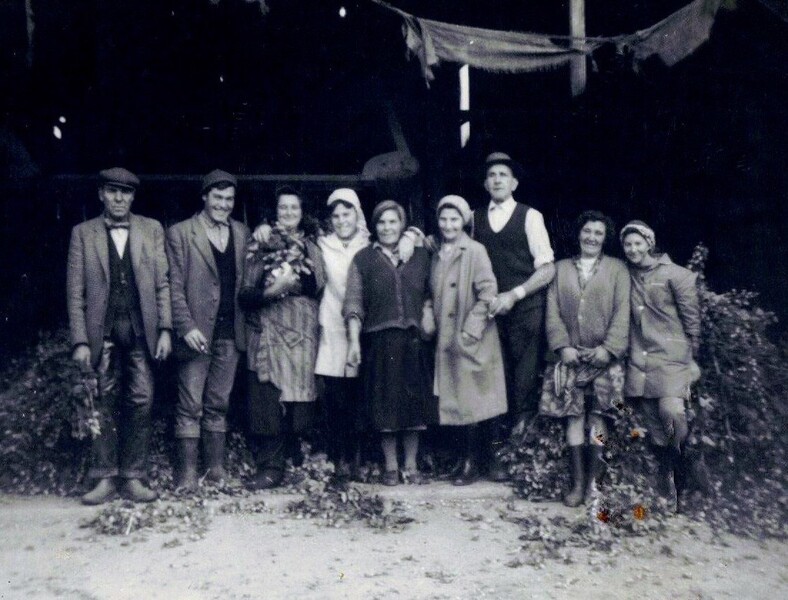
left=430, top=195, right=507, bottom=486
left=541, top=210, right=630, bottom=506
left=620, top=220, right=701, bottom=505
left=314, top=189, right=370, bottom=477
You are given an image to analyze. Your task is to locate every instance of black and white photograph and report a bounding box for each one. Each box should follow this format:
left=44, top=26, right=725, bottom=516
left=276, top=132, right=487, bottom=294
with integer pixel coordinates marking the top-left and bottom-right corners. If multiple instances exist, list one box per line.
left=0, top=1, right=786, bottom=598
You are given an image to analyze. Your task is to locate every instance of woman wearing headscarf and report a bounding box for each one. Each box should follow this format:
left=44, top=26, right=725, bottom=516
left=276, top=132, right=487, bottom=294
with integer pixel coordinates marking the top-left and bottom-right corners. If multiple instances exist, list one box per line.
left=620, top=220, right=701, bottom=505
left=430, top=195, right=507, bottom=486
left=343, top=200, right=434, bottom=486
left=540, top=210, right=630, bottom=506
left=314, top=188, right=370, bottom=477
left=238, top=185, right=326, bottom=490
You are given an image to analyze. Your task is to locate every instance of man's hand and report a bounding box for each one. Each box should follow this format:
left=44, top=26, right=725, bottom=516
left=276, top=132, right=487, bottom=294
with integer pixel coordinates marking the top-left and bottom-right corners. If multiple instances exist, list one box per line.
left=72, top=344, right=92, bottom=369
left=460, top=331, right=479, bottom=344
left=585, top=346, right=612, bottom=368
left=398, top=234, right=415, bottom=263
left=346, top=340, right=362, bottom=369
left=184, top=328, right=209, bottom=354
left=420, top=306, right=436, bottom=339
left=489, top=290, right=517, bottom=317
left=560, top=347, right=580, bottom=367
left=252, top=223, right=272, bottom=244
left=155, top=330, right=172, bottom=361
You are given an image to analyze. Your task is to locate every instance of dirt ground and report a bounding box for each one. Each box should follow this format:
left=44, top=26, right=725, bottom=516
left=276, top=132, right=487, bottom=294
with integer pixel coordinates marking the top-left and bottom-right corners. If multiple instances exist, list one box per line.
left=1, top=482, right=786, bottom=600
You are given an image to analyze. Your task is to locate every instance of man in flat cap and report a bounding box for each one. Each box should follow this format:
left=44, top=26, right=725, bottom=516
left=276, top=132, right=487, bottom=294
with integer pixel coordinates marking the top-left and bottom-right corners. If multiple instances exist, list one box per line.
left=166, top=169, right=249, bottom=490
left=67, top=167, right=172, bottom=504
left=474, top=152, right=555, bottom=480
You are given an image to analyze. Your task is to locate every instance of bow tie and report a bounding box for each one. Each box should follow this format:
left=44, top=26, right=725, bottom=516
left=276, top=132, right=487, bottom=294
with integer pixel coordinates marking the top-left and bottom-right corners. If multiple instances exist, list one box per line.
left=105, top=221, right=130, bottom=230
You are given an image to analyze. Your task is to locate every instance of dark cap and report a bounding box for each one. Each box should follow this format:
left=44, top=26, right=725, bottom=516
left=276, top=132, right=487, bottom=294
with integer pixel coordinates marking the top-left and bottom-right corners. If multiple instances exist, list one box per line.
left=201, top=169, right=238, bottom=193
left=482, top=152, right=525, bottom=180
left=99, top=167, right=139, bottom=191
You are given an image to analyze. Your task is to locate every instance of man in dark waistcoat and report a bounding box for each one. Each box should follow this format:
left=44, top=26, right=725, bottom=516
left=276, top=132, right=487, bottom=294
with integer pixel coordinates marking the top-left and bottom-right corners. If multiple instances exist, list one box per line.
left=473, top=152, right=556, bottom=480
left=66, top=168, right=172, bottom=504
left=166, top=170, right=249, bottom=490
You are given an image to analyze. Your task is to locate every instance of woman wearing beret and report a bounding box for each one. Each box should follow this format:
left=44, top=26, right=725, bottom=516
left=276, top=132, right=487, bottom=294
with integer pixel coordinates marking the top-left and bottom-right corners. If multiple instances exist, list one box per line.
left=314, top=188, right=370, bottom=478
left=344, top=200, right=434, bottom=486
left=620, top=220, right=701, bottom=505
left=238, top=185, right=325, bottom=490
left=540, top=210, right=630, bottom=506
left=430, top=195, right=507, bottom=486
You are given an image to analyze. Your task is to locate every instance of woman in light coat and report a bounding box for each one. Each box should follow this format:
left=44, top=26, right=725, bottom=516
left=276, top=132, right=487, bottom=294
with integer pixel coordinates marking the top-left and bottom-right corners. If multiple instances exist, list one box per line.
left=620, top=220, right=701, bottom=505
left=430, top=195, right=506, bottom=486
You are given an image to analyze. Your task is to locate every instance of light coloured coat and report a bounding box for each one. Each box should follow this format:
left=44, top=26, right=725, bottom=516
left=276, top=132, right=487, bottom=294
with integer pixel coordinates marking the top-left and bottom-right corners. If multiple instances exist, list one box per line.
left=166, top=214, right=249, bottom=351
left=66, top=213, right=172, bottom=368
left=430, top=232, right=507, bottom=425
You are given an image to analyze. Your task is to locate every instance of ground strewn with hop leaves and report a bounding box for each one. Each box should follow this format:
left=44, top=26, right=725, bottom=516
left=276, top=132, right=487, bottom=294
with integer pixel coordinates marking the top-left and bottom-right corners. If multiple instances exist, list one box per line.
left=0, top=243, right=785, bottom=549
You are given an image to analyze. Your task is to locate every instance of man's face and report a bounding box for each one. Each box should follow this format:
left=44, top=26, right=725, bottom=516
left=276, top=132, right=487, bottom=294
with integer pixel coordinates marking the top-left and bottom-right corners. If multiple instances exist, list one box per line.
left=484, top=164, right=518, bottom=203
left=99, top=184, right=135, bottom=221
left=203, top=186, right=235, bottom=224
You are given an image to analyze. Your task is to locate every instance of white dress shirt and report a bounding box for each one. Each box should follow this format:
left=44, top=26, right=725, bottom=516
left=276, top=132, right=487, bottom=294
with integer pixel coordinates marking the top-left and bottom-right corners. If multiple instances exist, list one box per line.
left=108, top=227, right=129, bottom=259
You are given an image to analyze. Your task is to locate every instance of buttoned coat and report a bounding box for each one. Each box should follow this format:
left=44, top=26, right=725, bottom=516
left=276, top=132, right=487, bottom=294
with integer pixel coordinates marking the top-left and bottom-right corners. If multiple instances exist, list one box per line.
left=430, top=233, right=507, bottom=425
left=166, top=214, right=249, bottom=352
left=66, top=213, right=172, bottom=368
left=624, top=254, right=700, bottom=398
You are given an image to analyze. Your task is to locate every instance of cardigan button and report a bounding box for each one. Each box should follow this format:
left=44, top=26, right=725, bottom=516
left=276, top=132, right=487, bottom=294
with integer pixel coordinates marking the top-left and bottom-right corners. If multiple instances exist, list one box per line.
left=450, top=282, right=457, bottom=288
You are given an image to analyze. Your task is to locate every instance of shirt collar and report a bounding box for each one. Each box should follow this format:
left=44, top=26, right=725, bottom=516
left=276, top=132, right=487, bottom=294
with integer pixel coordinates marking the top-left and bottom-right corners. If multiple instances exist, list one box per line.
left=488, top=196, right=515, bottom=212
left=199, top=210, right=229, bottom=229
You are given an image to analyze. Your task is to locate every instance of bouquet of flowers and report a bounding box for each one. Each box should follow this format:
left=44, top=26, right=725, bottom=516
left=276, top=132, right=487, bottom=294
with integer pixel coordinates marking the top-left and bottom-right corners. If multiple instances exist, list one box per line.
left=247, top=221, right=317, bottom=288
left=71, top=365, right=101, bottom=440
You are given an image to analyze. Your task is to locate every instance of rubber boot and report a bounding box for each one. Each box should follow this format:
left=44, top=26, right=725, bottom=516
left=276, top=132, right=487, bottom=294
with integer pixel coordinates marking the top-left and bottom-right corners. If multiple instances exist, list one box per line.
left=121, top=478, right=158, bottom=503
left=81, top=478, right=118, bottom=506
left=653, top=445, right=677, bottom=503
left=584, top=445, right=607, bottom=503
left=175, top=438, right=199, bottom=492
left=202, top=431, right=227, bottom=483
left=453, top=426, right=480, bottom=486
left=563, top=445, right=585, bottom=507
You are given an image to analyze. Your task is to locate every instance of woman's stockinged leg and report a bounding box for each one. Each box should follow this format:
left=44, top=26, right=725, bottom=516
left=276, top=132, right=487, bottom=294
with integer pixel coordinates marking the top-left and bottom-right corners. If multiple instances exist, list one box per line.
left=566, top=415, right=585, bottom=447
left=658, top=397, right=688, bottom=451
left=402, top=431, right=419, bottom=472
left=381, top=433, right=398, bottom=472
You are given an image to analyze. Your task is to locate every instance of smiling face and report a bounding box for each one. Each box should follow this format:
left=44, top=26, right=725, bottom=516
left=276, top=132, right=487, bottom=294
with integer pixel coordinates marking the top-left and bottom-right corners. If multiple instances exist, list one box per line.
left=484, top=164, right=518, bottom=203
left=202, top=186, right=235, bottom=224
left=578, top=220, right=606, bottom=259
left=99, top=184, right=135, bottom=222
left=622, top=232, right=653, bottom=266
left=277, top=193, right=303, bottom=231
left=375, top=208, right=404, bottom=248
left=438, top=206, right=464, bottom=243
left=330, top=201, right=359, bottom=241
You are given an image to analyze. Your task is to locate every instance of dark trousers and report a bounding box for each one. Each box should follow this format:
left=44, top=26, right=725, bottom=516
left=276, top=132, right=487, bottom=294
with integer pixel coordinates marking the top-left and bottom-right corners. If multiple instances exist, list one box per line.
left=247, top=373, right=314, bottom=471
left=493, top=300, right=545, bottom=438
left=320, top=376, right=360, bottom=465
left=90, top=321, right=154, bottom=480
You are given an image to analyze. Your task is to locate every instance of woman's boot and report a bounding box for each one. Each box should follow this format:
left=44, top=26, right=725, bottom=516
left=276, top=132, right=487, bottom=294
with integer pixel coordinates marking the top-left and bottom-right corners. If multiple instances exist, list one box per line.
left=453, top=426, right=480, bottom=486
left=652, top=444, right=677, bottom=502
left=175, top=438, right=199, bottom=492
left=563, top=445, right=585, bottom=507
left=584, top=445, right=606, bottom=503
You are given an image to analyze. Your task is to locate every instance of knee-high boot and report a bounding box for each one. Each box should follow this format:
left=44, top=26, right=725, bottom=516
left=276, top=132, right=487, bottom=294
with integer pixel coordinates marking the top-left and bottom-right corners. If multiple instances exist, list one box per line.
left=453, top=426, right=480, bottom=486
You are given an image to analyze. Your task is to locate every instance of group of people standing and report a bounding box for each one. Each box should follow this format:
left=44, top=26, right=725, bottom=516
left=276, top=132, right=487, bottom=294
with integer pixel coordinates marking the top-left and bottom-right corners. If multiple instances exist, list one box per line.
left=67, top=153, right=701, bottom=510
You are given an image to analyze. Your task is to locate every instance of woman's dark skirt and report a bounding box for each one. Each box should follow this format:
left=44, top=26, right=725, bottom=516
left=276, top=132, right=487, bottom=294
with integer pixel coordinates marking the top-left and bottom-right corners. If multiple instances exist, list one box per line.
left=361, top=327, right=435, bottom=432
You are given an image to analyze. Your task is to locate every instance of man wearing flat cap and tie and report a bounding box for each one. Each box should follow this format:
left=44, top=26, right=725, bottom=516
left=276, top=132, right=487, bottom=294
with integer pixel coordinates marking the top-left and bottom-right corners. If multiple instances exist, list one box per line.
left=166, top=170, right=249, bottom=491
left=67, top=167, right=172, bottom=504
left=474, top=152, right=556, bottom=481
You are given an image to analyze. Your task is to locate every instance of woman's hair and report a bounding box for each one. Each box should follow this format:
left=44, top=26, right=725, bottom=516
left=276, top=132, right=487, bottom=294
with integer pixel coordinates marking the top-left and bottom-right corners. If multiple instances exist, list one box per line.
left=267, top=184, right=320, bottom=237
left=574, top=210, right=616, bottom=253
left=370, top=200, right=407, bottom=241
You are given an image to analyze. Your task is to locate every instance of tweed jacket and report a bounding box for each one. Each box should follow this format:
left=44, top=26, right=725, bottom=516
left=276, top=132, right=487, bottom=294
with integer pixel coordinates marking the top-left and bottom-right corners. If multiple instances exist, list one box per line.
left=66, top=213, right=172, bottom=368
left=166, top=214, right=249, bottom=352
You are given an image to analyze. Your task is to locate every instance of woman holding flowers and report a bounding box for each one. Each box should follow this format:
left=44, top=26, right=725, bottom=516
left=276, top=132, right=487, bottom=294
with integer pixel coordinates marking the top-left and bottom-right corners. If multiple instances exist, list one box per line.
left=239, top=185, right=325, bottom=490
left=620, top=220, right=701, bottom=506
left=429, top=195, right=507, bottom=486
left=343, top=200, right=434, bottom=486
left=540, top=210, right=630, bottom=506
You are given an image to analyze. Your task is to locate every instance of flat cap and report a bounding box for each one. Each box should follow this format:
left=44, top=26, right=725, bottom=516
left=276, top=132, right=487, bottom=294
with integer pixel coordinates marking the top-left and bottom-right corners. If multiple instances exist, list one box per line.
left=201, top=169, right=238, bottom=193
left=99, top=167, right=139, bottom=190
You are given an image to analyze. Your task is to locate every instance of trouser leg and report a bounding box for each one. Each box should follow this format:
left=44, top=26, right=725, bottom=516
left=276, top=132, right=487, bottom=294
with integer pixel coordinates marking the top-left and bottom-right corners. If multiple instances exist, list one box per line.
left=89, top=339, right=123, bottom=479
left=201, top=339, right=239, bottom=434
left=247, top=374, right=286, bottom=472
left=118, top=337, right=154, bottom=479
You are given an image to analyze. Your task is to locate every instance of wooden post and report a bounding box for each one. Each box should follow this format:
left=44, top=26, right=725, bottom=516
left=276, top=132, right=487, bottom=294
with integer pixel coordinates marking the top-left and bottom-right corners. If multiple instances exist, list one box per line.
left=569, top=0, right=586, bottom=96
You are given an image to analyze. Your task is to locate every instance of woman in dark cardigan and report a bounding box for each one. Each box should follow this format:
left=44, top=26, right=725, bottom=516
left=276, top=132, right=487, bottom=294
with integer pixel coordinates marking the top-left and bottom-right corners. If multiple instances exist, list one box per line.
left=540, top=211, right=630, bottom=506
left=344, top=200, right=434, bottom=486
left=238, top=186, right=325, bottom=490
